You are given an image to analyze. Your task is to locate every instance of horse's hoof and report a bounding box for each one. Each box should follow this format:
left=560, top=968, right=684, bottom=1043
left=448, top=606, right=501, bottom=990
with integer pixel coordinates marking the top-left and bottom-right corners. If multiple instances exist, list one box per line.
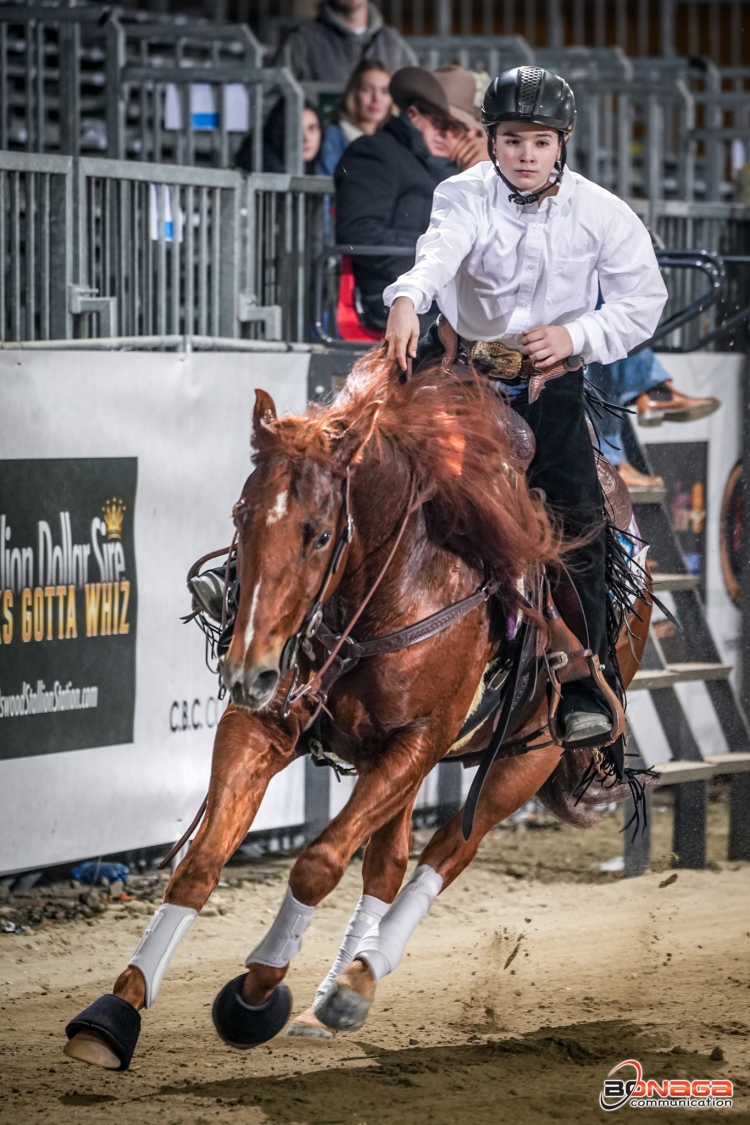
left=285, top=1009, right=335, bottom=1040
left=64, top=1030, right=121, bottom=1069
left=64, top=994, right=141, bottom=1071
left=212, top=974, right=292, bottom=1049
left=313, top=983, right=372, bottom=1033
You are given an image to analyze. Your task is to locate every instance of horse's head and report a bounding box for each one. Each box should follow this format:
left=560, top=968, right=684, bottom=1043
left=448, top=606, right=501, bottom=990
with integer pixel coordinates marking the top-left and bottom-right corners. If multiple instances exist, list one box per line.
left=220, top=389, right=380, bottom=711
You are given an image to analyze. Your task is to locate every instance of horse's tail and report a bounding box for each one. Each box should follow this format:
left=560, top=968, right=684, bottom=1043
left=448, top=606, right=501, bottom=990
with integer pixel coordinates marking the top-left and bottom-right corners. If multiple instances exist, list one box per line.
left=535, top=751, right=605, bottom=827
left=536, top=748, right=659, bottom=828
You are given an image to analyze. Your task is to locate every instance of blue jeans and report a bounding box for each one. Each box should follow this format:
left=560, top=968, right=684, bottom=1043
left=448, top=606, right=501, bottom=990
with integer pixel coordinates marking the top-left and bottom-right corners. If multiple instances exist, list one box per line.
left=587, top=349, right=670, bottom=465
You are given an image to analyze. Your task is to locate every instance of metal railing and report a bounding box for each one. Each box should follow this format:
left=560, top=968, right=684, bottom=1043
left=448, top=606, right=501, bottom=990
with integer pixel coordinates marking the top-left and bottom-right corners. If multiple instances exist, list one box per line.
left=3, top=4, right=750, bottom=194
left=2, top=150, right=750, bottom=349
left=116, top=64, right=303, bottom=172
left=0, top=150, right=333, bottom=344
left=0, top=151, right=72, bottom=342
left=0, top=7, right=301, bottom=172
left=630, top=198, right=750, bottom=348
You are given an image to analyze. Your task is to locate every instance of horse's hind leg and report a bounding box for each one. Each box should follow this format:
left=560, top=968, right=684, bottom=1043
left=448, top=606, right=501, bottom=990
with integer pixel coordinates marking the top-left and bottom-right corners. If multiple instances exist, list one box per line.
left=63, top=705, right=295, bottom=1070
left=286, top=797, right=416, bottom=1038
left=322, top=739, right=563, bottom=1031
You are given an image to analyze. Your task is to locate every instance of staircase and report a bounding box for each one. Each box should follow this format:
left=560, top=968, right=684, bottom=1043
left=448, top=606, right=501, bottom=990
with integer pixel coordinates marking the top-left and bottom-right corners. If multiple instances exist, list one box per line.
left=622, top=428, right=750, bottom=873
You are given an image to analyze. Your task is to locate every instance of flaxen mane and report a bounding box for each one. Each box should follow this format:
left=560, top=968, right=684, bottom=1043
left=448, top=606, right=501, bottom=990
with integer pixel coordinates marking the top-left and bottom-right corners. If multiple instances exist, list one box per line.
left=253, top=349, right=563, bottom=615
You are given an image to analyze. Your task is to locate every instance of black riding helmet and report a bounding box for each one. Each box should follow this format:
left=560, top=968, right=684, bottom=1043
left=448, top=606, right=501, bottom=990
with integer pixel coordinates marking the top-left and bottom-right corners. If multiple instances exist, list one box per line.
left=482, top=66, right=576, bottom=206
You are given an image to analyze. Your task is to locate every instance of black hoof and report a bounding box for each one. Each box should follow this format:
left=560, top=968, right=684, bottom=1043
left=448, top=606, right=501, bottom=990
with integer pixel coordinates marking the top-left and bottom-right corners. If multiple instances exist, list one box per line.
left=212, top=974, right=292, bottom=1049
left=65, top=994, right=141, bottom=1071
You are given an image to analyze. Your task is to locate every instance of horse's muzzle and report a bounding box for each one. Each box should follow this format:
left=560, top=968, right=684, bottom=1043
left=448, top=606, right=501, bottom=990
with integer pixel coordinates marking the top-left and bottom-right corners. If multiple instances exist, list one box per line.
left=220, top=659, right=280, bottom=712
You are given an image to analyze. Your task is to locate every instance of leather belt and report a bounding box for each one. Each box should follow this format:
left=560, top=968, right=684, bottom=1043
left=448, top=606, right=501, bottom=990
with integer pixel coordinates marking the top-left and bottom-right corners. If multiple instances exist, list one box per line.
left=437, top=318, right=583, bottom=404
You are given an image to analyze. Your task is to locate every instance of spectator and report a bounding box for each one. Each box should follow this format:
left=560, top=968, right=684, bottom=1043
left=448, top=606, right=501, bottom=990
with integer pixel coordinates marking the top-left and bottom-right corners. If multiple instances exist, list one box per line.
left=335, top=67, right=465, bottom=334
left=276, top=1, right=416, bottom=85
left=432, top=65, right=488, bottom=171
left=234, top=99, right=325, bottom=175
left=319, top=59, right=393, bottom=176
left=588, top=349, right=719, bottom=491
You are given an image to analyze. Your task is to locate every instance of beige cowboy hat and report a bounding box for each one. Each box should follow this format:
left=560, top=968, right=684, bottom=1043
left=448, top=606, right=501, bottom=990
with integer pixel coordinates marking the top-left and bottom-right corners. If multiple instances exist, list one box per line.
left=432, top=66, right=483, bottom=131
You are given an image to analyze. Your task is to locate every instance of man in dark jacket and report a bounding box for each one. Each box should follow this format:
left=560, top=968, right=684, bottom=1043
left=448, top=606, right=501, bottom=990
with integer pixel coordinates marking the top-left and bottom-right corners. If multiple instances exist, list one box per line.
left=276, top=1, right=416, bottom=84
left=335, top=67, right=462, bottom=334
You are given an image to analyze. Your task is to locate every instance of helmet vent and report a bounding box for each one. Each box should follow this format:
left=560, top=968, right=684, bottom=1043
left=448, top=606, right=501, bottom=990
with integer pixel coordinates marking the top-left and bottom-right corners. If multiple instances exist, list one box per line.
left=517, top=67, right=544, bottom=116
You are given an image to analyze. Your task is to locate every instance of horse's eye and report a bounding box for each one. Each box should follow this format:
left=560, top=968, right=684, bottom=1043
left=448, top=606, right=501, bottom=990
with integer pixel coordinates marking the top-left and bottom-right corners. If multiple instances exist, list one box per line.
left=315, top=531, right=331, bottom=550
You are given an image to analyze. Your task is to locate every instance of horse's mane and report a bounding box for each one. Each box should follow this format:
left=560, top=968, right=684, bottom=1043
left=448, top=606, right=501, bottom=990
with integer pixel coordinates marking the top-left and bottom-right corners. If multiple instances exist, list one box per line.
left=253, top=349, right=562, bottom=611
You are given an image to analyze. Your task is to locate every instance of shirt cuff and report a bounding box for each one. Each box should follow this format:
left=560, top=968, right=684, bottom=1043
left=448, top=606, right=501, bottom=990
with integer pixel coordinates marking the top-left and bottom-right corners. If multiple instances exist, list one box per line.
left=382, top=282, right=431, bottom=316
left=564, top=318, right=587, bottom=358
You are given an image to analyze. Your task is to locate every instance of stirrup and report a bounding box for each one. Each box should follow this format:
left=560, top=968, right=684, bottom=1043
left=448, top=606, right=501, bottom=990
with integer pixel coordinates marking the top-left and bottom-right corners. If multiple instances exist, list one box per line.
left=547, top=650, right=626, bottom=751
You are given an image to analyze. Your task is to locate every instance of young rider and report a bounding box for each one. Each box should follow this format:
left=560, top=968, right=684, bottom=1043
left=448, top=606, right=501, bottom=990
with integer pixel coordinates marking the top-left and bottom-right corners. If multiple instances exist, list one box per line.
left=383, top=66, right=668, bottom=746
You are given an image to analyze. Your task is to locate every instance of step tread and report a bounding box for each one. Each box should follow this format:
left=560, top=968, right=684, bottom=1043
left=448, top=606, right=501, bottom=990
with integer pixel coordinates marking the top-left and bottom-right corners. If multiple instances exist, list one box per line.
left=702, top=752, right=750, bottom=773
left=629, top=486, right=666, bottom=505
left=650, top=572, right=698, bottom=592
left=652, top=753, right=750, bottom=784
left=652, top=760, right=717, bottom=783
left=629, top=663, right=731, bottom=690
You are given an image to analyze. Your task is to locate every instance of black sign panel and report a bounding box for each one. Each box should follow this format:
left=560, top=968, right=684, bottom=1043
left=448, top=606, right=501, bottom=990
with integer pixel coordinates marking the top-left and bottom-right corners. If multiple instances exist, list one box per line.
left=0, top=459, right=138, bottom=760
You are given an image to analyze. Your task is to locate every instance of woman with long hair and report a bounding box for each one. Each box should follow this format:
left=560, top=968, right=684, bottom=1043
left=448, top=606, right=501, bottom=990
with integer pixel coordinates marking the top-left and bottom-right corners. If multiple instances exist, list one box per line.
left=319, top=59, right=393, bottom=175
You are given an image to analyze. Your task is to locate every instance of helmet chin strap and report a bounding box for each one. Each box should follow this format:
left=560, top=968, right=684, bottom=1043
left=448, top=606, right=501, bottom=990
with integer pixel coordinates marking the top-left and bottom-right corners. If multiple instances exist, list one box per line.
left=488, top=132, right=568, bottom=206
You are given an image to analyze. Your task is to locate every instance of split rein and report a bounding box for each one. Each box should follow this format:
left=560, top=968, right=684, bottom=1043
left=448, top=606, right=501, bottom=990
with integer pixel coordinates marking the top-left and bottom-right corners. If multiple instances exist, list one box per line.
left=279, top=469, right=499, bottom=719
left=222, top=467, right=500, bottom=721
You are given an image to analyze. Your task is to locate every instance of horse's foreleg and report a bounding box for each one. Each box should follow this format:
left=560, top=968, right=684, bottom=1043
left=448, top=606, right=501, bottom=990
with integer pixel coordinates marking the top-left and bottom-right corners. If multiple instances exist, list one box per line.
left=287, top=797, right=416, bottom=1038
left=323, top=740, right=563, bottom=1031
left=64, top=705, right=295, bottom=1070
left=238, top=731, right=435, bottom=1025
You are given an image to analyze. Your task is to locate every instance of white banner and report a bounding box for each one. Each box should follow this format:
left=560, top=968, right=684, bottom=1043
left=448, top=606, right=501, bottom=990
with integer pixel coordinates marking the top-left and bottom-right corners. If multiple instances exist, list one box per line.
left=0, top=349, right=310, bottom=874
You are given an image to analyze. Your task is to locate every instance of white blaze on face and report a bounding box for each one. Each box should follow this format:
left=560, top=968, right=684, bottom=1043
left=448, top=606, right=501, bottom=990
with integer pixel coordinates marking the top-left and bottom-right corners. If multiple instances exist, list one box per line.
left=243, top=578, right=262, bottom=652
left=266, top=490, right=288, bottom=525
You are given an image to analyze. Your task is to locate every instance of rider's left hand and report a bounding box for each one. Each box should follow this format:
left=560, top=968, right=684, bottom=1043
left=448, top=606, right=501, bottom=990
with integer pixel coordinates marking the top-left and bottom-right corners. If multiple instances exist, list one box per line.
left=522, top=324, right=573, bottom=368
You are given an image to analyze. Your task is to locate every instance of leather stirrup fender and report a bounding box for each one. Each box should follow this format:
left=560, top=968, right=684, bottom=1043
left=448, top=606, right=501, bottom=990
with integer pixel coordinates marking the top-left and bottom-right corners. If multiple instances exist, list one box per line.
left=437, top=317, right=458, bottom=371
left=527, top=364, right=567, bottom=404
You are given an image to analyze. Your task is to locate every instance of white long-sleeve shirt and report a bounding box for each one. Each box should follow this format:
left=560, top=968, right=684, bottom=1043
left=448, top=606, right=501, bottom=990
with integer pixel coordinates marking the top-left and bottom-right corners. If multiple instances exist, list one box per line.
left=383, top=162, right=668, bottom=365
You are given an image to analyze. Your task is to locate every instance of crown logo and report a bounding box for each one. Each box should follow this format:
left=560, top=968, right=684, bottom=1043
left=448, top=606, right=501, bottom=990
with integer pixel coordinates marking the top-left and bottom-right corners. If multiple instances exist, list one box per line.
left=102, top=498, right=126, bottom=540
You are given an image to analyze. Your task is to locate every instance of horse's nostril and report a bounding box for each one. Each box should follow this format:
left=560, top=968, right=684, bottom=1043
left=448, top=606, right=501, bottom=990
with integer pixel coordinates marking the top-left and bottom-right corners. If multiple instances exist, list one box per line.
left=252, top=669, right=279, bottom=698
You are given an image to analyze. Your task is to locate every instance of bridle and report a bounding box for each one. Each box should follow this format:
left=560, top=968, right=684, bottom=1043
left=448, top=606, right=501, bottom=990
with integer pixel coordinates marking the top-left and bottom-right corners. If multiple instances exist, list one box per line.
left=278, top=467, right=355, bottom=684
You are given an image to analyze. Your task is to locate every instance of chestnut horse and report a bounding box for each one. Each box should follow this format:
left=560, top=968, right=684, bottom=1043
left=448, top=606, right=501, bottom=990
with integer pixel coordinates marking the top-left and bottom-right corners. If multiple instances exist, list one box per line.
left=63, top=354, right=651, bottom=1069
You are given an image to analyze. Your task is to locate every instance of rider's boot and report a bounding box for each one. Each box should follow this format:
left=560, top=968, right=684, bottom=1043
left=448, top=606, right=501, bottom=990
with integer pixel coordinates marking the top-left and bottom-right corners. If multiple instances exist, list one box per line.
left=559, top=678, right=613, bottom=745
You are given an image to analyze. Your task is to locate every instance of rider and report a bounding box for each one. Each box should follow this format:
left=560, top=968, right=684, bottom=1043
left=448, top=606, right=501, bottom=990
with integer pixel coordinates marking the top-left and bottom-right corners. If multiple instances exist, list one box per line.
left=383, top=66, right=668, bottom=746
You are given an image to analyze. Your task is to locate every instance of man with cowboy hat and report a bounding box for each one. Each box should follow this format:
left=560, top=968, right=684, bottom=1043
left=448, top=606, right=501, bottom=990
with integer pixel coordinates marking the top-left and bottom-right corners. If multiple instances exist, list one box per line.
left=335, top=66, right=478, bottom=334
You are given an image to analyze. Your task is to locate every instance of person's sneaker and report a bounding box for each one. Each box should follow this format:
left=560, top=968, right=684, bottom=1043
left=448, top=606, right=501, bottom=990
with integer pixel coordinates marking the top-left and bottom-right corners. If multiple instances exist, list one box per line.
left=563, top=711, right=613, bottom=745
left=189, top=571, right=225, bottom=621
left=616, top=461, right=664, bottom=492
left=633, top=381, right=720, bottom=427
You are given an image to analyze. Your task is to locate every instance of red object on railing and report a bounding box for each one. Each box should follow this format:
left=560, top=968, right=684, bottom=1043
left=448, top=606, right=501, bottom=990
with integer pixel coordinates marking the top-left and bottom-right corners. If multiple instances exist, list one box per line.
left=336, top=256, right=382, bottom=342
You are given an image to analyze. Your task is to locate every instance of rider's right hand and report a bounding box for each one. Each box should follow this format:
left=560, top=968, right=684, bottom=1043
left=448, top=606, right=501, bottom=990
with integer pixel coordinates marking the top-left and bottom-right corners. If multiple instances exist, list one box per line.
left=385, top=296, right=420, bottom=374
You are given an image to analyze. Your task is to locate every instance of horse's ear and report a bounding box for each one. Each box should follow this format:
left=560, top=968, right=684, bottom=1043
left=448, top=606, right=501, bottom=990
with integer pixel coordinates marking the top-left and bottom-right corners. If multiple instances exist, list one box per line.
left=330, top=400, right=382, bottom=469
left=252, top=388, right=278, bottom=444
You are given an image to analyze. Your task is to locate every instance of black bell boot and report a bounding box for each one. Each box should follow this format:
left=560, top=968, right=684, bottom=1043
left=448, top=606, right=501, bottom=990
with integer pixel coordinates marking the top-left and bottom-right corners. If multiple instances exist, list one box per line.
left=212, top=974, right=292, bottom=1049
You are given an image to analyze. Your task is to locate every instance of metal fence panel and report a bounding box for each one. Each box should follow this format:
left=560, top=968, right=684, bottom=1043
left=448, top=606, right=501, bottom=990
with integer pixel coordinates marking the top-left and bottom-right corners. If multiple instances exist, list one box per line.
left=1, top=150, right=749, bottom=349
left=77, top=158, right=242, bottom=340
left=0, top=151, right=72, bottom=342
left=241, top=172, right=332, bottom=343
left=118, top=64, right=303, bottom=173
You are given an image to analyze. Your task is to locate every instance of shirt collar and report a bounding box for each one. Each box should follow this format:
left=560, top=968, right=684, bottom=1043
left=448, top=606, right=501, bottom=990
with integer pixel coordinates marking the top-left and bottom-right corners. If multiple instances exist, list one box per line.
left=491, top=164, right=576, bottom=218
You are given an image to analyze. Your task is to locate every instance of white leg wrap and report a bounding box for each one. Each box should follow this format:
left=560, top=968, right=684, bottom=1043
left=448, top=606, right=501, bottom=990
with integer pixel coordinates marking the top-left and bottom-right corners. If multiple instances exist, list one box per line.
left=314, top=894, right=389, bottom=1005
left=246, top=884, right=315, bottom=969
left=355, top=865, right=443, bottom=983
left=128, top=903, right=197, bottom=1009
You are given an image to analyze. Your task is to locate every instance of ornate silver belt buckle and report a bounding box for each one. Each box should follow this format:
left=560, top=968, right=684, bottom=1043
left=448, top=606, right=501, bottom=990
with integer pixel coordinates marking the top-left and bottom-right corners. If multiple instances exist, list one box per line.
left=470, top=340, right=524, bottom=380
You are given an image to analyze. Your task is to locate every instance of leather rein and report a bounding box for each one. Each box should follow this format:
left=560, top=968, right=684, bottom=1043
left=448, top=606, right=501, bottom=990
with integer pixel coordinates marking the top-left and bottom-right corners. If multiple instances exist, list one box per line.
left=277, top=469, right=499, bottom=717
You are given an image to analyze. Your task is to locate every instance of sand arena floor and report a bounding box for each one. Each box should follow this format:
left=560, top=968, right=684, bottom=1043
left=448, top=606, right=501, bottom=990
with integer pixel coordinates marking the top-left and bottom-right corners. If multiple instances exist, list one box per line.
left=1, top=794, right=749, bottom=1125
